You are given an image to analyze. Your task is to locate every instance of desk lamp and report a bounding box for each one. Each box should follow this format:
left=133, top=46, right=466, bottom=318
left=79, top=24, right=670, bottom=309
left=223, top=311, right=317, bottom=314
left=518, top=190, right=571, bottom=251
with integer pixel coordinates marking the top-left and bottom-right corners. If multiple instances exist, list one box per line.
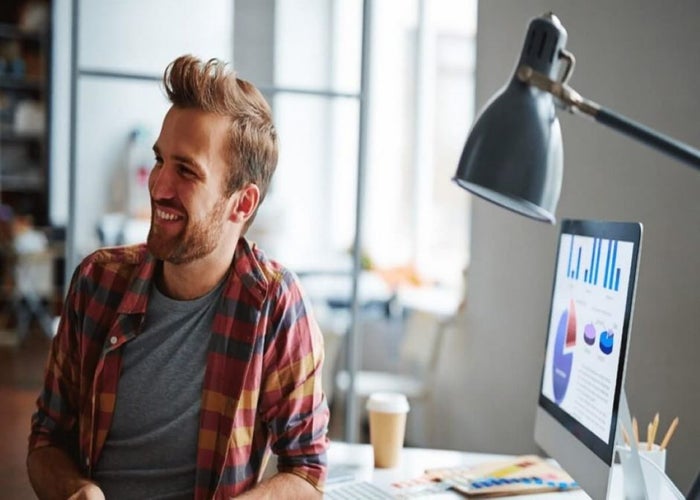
left=453, top=12, right=700, bottom=224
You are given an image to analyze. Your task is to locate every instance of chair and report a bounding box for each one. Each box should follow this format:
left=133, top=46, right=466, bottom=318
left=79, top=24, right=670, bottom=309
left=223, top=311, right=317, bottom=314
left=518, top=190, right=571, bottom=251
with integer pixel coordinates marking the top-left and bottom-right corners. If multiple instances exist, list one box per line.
left=1, top=220, right=57, bottom=343
left=12, top=249, right=56, bottom=341
left=334, top=308, right=455, bottom=446
left=319, top=317, right=345, bottom=405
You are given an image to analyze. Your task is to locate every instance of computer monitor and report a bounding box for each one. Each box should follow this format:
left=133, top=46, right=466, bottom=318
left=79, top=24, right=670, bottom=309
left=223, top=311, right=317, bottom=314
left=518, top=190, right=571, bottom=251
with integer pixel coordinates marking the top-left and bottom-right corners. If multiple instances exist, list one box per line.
left=534, top=219, right=642, bottom=499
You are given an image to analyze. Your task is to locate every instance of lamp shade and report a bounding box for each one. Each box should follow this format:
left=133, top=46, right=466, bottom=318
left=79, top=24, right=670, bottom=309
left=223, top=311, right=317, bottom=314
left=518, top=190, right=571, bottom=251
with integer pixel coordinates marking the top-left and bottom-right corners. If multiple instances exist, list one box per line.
left=453, top=13, right=569, bottom=223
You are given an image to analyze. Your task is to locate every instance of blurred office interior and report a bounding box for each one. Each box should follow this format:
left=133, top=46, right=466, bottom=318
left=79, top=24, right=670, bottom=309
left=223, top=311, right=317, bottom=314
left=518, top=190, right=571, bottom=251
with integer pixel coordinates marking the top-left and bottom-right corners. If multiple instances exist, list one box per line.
left=1, top=0, right=698, bottom=497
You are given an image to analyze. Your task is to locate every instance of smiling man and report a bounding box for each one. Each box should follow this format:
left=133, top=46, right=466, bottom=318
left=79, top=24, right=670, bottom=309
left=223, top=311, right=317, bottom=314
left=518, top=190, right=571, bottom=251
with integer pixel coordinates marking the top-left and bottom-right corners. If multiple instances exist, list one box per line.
left=27, top=55, right=329, bottom=499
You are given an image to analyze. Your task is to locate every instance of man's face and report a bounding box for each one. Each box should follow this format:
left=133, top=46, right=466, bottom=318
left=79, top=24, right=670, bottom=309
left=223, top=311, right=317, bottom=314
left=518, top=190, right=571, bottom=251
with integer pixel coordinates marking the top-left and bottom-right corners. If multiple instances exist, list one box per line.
left=147, top=106, right=233, bottom=264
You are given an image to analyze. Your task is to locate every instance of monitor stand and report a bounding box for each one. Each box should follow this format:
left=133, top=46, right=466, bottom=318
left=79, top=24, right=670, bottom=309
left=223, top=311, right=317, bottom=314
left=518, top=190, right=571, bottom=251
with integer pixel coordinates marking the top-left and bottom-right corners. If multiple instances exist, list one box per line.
left=616, top=391, right=649, bottom=499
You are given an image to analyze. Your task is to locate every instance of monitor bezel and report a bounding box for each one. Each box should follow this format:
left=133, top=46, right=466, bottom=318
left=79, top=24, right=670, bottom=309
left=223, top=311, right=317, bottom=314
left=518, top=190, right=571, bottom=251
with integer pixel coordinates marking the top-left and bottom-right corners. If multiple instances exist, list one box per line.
left=537, top=219, right=643, bottom=466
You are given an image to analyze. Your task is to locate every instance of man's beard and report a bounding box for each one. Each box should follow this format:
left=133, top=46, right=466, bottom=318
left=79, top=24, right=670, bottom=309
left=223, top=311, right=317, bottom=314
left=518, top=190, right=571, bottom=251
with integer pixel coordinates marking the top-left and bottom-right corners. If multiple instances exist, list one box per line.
left=147, top=197, right=228, bottom=265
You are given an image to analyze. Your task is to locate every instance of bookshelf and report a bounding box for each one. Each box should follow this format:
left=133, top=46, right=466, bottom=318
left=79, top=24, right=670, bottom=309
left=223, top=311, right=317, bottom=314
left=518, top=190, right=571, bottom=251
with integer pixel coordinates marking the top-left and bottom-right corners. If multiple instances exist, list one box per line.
left=0, top=1, right=51, bottom=226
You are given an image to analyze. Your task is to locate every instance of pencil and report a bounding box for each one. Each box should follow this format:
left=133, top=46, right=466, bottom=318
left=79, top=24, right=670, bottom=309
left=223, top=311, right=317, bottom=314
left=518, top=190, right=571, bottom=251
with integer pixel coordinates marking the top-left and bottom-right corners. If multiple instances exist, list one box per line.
left=660, top=417, right=679, bottom=450
left=647, top=423, right=653, bottom=451
left=632, top=417, right=639, bottom=444
left=621, top=426, right=631, bottom=446
left=649, top=413, right=659, bottom=447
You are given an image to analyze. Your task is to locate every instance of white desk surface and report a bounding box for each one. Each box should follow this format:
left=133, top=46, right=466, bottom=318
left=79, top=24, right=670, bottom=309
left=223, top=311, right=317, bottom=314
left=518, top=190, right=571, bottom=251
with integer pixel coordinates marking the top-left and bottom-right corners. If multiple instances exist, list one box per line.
left=327, top=441, right=621, bottom=499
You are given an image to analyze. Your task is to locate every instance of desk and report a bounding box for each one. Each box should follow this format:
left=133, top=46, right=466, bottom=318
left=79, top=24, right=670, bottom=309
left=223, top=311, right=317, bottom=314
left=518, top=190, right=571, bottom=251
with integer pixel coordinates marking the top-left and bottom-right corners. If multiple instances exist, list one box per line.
left=327, top=442, right=626, bottom=498
left=299, top=270, right=394, bottom=312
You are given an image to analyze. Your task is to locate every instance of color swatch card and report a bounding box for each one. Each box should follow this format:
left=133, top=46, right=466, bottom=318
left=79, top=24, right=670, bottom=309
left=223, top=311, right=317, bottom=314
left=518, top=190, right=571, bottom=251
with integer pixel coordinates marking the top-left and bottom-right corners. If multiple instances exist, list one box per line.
left=422, top=455, right=579, bottom=497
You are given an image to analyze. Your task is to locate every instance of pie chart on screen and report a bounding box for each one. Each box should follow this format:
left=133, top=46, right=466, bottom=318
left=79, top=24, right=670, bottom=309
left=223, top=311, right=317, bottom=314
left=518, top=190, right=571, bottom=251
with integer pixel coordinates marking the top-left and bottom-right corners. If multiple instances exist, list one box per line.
left=599, top=330, right=614, bottom=355
left=584, top=323, right=596, bottom=345
left=553, top=300, right=576, bottom=404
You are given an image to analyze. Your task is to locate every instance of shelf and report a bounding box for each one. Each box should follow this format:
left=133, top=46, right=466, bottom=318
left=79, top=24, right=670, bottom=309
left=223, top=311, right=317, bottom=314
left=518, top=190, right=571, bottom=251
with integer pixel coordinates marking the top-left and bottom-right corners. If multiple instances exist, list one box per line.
left=0, top=22, right=46, bottom=42
left=0, top=77, right=44, bottom=92
left=0, top=173, right=44, bottom=191
left=0, top=130, right=44, bottom=142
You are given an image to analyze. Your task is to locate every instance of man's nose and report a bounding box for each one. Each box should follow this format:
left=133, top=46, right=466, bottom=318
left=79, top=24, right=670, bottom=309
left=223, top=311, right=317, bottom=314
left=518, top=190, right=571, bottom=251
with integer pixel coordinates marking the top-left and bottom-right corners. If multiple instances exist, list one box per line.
left=149, top=165, right=175, bottom=199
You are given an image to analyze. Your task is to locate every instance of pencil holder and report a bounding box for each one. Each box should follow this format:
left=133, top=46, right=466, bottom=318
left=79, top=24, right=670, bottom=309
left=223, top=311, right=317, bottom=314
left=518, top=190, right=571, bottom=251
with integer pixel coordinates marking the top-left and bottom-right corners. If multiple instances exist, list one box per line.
left=620, top=443, right=667, bottom=497
left=640, top=443, right=666, bottom=471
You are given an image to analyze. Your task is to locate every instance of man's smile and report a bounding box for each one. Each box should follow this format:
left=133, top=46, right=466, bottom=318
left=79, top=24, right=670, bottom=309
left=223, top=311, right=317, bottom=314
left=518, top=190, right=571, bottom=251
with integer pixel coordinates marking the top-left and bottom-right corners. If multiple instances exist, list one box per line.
left=154, top=207, right=184, bottom=222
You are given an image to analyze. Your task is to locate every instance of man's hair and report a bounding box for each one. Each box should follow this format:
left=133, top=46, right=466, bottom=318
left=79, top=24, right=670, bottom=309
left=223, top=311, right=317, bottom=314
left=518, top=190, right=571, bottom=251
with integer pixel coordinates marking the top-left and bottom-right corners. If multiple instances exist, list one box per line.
left=163, top=55, right=278, bottom=228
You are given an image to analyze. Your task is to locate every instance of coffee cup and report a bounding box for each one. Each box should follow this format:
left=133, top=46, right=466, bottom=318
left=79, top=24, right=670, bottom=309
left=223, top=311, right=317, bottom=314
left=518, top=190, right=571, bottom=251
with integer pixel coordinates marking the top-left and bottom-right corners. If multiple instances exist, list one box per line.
left=366, top=392, right=410, bottom=468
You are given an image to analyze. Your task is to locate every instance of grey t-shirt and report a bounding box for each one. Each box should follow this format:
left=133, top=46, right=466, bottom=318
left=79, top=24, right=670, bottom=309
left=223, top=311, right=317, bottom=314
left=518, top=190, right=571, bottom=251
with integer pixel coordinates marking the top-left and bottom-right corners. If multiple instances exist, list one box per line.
left=93, top=278, right=225, bottom=499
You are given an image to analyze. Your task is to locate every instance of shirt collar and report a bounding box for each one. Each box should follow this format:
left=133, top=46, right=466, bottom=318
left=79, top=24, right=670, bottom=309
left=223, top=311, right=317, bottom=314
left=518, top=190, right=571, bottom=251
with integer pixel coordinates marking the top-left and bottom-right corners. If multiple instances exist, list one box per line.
left=230, top=237, right=269, bottom=308
left=116, top=238, right=270, bottom=315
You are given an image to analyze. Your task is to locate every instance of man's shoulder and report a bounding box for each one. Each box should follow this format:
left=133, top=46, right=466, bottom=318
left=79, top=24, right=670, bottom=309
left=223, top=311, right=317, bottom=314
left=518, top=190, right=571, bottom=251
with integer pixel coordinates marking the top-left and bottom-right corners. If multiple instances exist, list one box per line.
left=252, top=245, right=287, bottom=274
left=81, top=244, right=149, bottom=269
left=234, top=239, right=300, bottom=303
left=246, top=241, right=299, bottom=285
left=76, top=244, right=151, bottom=286
left=85, top=244, right=149, bottom=264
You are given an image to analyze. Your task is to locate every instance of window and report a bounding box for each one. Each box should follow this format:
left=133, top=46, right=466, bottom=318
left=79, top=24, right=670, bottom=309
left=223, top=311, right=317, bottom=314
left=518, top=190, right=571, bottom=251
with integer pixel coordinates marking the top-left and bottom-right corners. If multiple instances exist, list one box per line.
left=244, top=0, right=476, bottom=311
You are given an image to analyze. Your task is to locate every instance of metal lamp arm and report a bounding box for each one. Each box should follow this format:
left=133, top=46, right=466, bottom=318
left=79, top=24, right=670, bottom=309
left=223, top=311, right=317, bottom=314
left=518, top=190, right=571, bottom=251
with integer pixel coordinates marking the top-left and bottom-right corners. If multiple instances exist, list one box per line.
left=516, top=64, right=700, bottom=170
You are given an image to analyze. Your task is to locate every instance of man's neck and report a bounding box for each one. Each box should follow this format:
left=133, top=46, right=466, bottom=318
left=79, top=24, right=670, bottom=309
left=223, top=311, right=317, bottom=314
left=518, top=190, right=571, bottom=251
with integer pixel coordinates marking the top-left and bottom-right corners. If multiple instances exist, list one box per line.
left=158, top=240, right=238, bottom=300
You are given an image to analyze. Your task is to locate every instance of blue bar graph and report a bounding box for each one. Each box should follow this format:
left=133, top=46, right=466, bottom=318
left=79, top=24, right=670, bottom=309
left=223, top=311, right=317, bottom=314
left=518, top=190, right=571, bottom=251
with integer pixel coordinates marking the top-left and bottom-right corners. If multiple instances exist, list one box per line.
left=600, top=240, right=621, bottom=290
left=609, top=241, right=618, bottom=289
left=566, top=236, right=623, bottom=292
left=587, top=239, right=596, bottom=283
left=604, top=240, right=612, bottom=288
left=575, top=247, right=582, bottom=280
left=593, top=238, right=601, bottom=285
left=567, top=236, right=574, bottom=278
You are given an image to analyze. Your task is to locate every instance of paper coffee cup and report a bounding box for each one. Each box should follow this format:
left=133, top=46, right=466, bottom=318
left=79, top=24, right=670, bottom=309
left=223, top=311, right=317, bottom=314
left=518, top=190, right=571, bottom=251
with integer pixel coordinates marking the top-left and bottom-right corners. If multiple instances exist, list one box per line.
left=366, top=392, right=410, bottom=468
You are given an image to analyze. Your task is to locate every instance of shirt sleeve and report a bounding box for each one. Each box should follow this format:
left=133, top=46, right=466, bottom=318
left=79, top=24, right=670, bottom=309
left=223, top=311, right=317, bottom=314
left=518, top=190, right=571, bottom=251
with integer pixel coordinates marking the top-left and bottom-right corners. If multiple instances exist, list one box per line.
left=27, top=266, right=83, bottom=463
left=258, top=269, right=330, bottom=490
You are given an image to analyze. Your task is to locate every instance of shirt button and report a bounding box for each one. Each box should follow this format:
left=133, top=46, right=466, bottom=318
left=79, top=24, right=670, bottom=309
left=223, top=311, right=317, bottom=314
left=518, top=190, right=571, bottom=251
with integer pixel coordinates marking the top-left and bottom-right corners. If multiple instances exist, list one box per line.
left=110, top=336, right=118, bottom=345
left=85, top=457, right=90, bottom=466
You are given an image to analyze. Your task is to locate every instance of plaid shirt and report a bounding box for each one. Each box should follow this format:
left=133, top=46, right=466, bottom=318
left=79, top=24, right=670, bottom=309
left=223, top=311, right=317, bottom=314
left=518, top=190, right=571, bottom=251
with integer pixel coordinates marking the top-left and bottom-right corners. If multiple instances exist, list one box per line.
left=29, top=238, right=329, bottom=498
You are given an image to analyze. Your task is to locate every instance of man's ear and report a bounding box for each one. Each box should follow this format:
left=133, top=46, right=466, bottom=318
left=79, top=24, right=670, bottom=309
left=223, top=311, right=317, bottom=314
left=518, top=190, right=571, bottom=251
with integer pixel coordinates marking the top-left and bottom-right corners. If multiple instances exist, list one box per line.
left=229, top=184, right=260, bottom=223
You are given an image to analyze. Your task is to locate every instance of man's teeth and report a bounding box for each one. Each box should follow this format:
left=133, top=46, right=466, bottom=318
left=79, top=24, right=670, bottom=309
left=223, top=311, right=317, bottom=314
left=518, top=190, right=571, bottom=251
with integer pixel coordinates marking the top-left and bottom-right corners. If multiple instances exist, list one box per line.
left=156, top=209, right=181, bottom=221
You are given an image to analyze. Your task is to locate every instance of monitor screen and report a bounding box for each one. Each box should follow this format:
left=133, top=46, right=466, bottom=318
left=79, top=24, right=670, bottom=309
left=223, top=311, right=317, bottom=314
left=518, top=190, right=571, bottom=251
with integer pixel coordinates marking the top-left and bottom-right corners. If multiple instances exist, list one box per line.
left=535, top=219, right=642, bottom=498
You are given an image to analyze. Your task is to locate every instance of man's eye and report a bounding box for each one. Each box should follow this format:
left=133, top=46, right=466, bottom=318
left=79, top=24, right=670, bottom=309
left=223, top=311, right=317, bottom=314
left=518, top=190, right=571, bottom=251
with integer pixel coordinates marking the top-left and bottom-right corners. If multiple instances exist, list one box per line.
left=178, top=165, right=194, bottom=176
left=154, top=156, right=163, bottom=164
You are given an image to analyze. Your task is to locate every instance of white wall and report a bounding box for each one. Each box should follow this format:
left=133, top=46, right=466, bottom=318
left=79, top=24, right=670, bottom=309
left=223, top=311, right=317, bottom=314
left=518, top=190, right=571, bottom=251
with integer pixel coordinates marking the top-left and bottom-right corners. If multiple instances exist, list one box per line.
left=49, top=0, right=71, bottom=226
left=435, top=0, right=700, bottom=493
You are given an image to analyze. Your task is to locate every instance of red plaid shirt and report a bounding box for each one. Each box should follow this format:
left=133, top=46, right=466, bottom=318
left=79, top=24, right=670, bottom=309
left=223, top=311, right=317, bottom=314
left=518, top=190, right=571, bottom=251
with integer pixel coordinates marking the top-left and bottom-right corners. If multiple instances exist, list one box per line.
left=29, top=238, right=329, bottom=498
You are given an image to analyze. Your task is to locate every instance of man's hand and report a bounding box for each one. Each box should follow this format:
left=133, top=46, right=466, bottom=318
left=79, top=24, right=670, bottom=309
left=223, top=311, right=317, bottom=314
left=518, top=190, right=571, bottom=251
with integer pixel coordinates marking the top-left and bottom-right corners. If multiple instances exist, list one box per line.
left=27, top=447, right=102, bottom=500
left=67, top=483, right=105, bottom=500
left=237, top=472, right=322, bottom=499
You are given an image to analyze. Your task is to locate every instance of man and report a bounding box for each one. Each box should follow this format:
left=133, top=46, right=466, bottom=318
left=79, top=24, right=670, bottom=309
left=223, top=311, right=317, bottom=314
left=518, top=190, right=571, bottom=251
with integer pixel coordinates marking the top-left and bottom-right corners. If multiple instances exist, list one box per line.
left=27, top=55, right=329, bottom=499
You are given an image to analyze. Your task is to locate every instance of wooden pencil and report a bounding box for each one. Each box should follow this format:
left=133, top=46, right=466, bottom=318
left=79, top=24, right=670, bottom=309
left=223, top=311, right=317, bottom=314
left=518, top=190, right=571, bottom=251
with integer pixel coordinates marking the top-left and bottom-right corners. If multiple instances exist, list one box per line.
left=659, top=417, right=679, bottom=450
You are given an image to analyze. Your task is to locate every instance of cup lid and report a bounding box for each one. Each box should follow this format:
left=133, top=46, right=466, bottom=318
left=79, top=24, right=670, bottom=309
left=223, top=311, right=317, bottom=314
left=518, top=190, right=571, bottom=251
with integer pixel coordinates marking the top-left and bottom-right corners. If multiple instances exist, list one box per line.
left=366, top=392, right=410, bottom=413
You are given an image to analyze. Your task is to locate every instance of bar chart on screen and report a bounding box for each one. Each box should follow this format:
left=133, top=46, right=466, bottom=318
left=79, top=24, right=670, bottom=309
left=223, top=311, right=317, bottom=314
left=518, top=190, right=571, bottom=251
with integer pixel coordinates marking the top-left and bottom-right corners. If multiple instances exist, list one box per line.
left=565, top=236, right=626, bottom=291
